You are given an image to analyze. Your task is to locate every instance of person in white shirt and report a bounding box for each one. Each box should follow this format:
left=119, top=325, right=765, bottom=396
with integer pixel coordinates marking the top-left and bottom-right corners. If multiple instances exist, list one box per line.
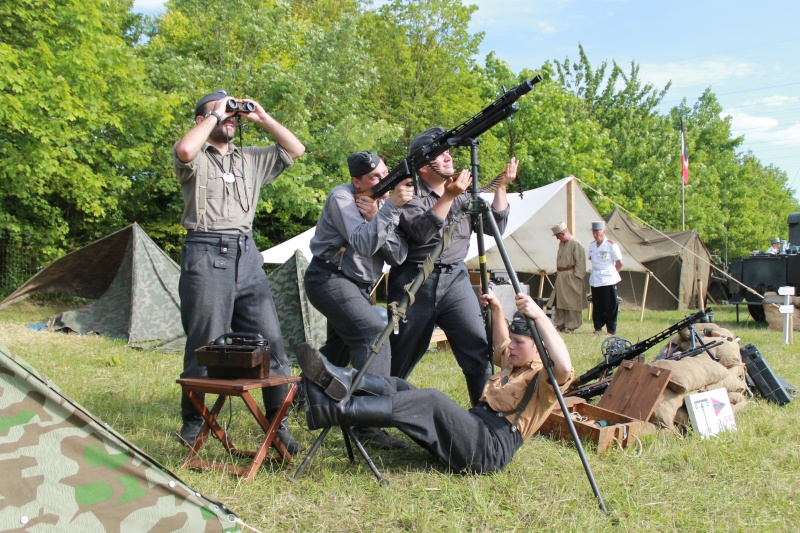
left=588, top=221, right=623, bottom=335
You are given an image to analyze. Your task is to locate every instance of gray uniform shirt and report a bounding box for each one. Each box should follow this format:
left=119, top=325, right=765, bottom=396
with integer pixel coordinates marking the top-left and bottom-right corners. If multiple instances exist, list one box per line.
left=309, top=183, right=407, bottom=284
left=399, top=179, right=510, bottom=264
left=173, top=142, right=293, bottom=233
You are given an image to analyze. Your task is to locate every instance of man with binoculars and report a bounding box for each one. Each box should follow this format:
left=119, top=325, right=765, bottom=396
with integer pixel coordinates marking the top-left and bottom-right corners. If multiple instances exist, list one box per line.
left=173, top=89, right=305, bottom=451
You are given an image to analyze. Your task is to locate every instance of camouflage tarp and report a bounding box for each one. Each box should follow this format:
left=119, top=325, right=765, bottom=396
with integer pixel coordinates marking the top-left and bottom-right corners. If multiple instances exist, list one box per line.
left=267, top=249, right=326, bottom=364
left=0, top=341, right=242, bottom=532
left=0, top=224, right=185, bottom=351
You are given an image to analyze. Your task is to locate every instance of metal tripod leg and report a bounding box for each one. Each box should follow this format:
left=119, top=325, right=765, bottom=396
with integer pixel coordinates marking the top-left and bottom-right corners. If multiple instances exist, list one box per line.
left=291, top=425, right=388, bottom=485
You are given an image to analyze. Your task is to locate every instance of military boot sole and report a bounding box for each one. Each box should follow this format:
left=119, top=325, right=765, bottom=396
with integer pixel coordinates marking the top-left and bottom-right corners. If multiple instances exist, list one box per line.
left=297, top=343, right=348, bottom=400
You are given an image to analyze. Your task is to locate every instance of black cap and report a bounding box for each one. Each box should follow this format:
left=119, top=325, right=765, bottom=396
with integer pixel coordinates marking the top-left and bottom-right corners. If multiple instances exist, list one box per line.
left=347, top=151, right=381, bottom=177
left=409, top=127, right=445, bottom=155
left=194, top=89, right=228, bottom=117
left=508, top=312, right=533, bottom=337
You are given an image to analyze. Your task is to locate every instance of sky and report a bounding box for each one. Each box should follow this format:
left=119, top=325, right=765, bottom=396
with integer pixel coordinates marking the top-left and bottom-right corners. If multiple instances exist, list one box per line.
left=133, top=0, right=800, bottom=200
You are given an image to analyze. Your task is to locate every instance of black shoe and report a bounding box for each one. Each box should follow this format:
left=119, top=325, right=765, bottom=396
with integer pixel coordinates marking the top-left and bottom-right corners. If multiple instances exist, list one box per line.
left=276, top=424, right=304, bottom=455
left=304, top=377, right=343, bottom=430
left=353, top=427, right=408, bottom=450
left=177, top=419, right=204, bottom=447
left=297, top=343, right=352, bottom=400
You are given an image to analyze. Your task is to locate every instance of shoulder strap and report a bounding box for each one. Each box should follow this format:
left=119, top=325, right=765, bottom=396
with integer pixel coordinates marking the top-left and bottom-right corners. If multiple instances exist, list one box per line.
left=196, top=152, right=209, bottom=231
left=500, top=372, right=539, bottom=431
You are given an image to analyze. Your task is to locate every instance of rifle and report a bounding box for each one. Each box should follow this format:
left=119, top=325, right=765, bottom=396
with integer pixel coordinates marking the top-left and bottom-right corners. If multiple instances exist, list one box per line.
left=358, top=75, right=543, bottom=200
left=568, top=308, right=712, bottom=390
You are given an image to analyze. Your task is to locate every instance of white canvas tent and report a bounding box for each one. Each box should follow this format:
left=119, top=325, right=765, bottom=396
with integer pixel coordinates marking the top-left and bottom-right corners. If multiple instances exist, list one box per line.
left=464, top=176, right=650, bottom=309
left=262, top=228, right=314, bottom=264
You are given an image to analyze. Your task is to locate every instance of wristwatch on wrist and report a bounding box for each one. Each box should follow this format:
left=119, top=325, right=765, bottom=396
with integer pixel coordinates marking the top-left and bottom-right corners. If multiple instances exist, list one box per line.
left=204, top=110, right=221, bottom=126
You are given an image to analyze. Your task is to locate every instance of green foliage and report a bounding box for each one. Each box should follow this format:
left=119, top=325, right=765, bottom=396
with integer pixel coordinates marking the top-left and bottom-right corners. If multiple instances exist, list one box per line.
left=0, top=0, right=797, bottom=265
left=0, top=0, right=174, bottom=257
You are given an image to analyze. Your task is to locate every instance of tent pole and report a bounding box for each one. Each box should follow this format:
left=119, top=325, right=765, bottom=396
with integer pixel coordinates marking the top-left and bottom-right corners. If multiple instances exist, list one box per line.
left=538, top=271, right=546, bottom=298
left=640, top=272, right=650, bottom=322
left=566, top=177, right=576, bottom=233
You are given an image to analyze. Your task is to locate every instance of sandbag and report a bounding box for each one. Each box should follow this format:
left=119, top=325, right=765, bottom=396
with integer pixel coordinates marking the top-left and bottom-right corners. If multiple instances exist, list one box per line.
left=764, top=293, right=800, bottom=331
left=650, top=354, right=729, bottom=394
left=651, top=388, right=687, bottom=428
left=707, top=339, right=742, bottom=368
left=704, top=364, right=748, bottom=395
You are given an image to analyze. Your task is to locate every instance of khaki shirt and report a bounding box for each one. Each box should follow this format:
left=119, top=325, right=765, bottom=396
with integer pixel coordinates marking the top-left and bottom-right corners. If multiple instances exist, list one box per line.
left=173, top=141, right=293, bottom=233
left=481, top=337, right=573, bottom=440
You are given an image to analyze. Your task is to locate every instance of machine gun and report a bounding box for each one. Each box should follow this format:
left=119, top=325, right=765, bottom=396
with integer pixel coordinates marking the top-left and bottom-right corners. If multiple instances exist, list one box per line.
left=566, top=308, right=712, bottom=399
left=358, top=75, right=543, bottom=200
left=568, top=339, right=723, bottom=400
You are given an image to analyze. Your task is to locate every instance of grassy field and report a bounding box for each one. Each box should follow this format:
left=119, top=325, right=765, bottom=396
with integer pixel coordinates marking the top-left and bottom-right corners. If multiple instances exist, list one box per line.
left=2, top=300, right=799, bottom=532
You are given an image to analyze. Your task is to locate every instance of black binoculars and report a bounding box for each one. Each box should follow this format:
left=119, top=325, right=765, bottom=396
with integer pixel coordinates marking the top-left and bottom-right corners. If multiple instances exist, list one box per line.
left=226, top=99, right=256, bottom=113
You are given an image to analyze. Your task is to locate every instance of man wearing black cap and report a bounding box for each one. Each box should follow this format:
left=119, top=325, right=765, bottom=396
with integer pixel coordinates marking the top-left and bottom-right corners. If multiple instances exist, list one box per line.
left=388, top=127, right=518, bottom=407
left=173, top=89, right=305, bottom=450
left=295, top=289, right=572, bottom=473
left=303, top=151, right=414, bottom=449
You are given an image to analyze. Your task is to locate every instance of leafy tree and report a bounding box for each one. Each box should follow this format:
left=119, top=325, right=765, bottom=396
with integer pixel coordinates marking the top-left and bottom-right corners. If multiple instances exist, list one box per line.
left=0, top=0, right=172, bottom=257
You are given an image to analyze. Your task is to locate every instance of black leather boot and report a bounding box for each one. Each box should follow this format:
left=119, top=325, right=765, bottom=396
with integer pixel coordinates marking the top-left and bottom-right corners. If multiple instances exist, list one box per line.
left=304, top=378, right=393, bottom=431
left=465, top=370, right=491, bottom=407
left=178, top=391, right=205, bottom=447
left=262, top=383, right=302, bottom=455
left=297, top=343, right=386, bottom=399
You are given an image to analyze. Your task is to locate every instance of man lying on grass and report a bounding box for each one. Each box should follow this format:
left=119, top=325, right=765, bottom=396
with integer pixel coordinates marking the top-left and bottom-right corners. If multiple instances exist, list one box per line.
left=297, top=289, right=573, bottom=473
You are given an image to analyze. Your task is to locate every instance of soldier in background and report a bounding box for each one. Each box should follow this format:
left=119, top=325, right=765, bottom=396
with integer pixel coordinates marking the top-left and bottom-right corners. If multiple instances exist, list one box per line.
left=765, top=237, right=781, bottom=255
left=547, top=221, right=587, bottom=333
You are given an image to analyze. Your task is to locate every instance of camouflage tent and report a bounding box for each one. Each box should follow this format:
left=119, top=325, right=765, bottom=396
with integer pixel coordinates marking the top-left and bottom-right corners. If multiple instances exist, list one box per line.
left=0, top=341, right=242, bottom=531
left=267, top=249, right=326, bottom=363
left=0, top=224, right=185, bottom=351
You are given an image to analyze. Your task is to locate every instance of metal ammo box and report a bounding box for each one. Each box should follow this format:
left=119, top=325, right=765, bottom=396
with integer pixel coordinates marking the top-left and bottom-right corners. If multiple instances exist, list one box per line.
left=195, top=332, right=270, bottom=379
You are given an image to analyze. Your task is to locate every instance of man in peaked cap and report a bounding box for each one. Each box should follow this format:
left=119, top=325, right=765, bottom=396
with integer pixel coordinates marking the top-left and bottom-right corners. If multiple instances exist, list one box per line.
left=765, top=237, right=781, bottom=255
left=387, top=126, right=519, bottom=407
left=303, top=151, right=414, bottom=449
left=173, top=89, right=305, bottom=451
left=295, top=288, right=572, bottom=473
left=588, top=220, right=623, bottom=336
left=546, top=221, right=587, bottom=333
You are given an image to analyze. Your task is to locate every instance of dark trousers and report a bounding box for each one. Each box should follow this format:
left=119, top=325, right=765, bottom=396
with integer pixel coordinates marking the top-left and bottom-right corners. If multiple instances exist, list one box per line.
left=381, top=383, right=523, bottom=473
left=388, top=262, right=492, bottom=382
left=178, top=231, right=290, bottom=423
left=591, top=284, right=619, bottom=334
left=304, top=258, right=390, bottom=377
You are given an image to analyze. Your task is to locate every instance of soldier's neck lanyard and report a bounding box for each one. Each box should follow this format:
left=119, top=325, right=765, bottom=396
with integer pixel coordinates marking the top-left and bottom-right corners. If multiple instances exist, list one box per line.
left=501, top=373, right=539, bottom=431
left=211, top=149, right=250, bottom=213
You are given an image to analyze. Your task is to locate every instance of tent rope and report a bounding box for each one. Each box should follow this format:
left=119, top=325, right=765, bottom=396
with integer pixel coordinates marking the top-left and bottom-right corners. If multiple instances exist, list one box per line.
left=574, top=178, right=766, bottom=304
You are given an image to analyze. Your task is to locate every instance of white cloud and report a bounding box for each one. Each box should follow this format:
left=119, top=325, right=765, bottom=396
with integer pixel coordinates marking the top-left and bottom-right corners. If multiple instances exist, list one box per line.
left=724, top=108, right=800, bottom=148
left=741, top=95, right=798, bottom=107
left=638, top=58, right=759, bottom=91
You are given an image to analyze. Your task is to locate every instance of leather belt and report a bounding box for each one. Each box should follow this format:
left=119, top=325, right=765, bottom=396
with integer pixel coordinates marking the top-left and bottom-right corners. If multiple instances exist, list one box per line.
left=557, top=266, right=575, bottom=272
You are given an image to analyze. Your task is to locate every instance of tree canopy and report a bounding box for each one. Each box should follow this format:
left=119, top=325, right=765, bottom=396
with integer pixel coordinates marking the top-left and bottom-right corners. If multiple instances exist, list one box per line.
left=1, top=0, right=796, bottom=262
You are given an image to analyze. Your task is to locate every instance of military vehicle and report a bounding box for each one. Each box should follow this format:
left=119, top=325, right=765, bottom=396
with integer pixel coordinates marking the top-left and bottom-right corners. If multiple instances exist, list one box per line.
left=728, top=212, right=800, bottom=321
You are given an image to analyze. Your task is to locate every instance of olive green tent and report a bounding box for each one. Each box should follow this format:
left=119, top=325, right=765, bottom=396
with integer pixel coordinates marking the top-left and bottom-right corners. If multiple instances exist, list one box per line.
left=605, top=208, right=713, bottom=310
left=0, top=341, right=242, bottom=531
left=0, top=224, right=184, bottom=350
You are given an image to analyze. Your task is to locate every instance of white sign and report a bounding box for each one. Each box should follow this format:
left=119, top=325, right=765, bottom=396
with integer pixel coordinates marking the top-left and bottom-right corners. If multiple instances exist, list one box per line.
left=685, top=388, right=736, bottom=439
left=778, top=286, right=796, bottom=296
left=779, top=305, right=795, bottom=314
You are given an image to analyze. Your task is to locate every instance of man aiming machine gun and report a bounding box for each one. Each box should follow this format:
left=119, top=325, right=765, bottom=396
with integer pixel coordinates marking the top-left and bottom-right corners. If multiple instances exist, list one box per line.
left=294, top=74, right=612, bottom=513
left=567, top=308, right=720, bottom=400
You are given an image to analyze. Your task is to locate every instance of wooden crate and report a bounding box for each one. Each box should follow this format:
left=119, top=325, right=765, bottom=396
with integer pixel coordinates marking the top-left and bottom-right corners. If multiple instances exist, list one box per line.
left=538, top=402, right=644, bottom=453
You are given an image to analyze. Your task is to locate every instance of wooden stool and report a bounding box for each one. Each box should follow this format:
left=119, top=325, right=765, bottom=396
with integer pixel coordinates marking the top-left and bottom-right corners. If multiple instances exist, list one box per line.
left=177, top=375, right=301, bottom=483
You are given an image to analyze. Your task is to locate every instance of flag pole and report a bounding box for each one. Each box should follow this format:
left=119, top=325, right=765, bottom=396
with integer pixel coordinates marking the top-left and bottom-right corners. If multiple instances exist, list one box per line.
left=680, top=116, right=689, bottom=231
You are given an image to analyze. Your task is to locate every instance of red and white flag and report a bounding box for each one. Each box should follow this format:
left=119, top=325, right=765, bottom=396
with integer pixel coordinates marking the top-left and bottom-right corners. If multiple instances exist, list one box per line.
left=680, top=118, right=689, bottom=186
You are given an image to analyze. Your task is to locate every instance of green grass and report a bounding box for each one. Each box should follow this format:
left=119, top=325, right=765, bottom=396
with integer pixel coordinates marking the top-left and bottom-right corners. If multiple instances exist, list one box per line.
left=2, top=301, right=799, bottom=531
